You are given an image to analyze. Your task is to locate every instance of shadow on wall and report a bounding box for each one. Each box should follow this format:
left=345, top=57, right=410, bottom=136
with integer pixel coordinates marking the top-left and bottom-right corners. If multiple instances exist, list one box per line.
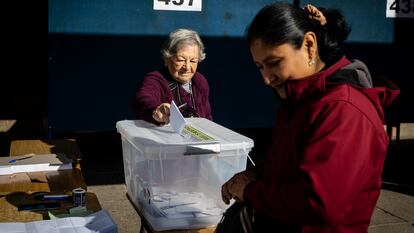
left=47, top=33, right=414, bottom=133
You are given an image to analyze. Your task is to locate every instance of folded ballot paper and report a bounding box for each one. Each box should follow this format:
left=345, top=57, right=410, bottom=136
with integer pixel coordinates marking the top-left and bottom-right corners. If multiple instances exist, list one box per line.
left=0, top=209, right=117, bottom=233
left=170, top=100, right=216, bottom=141
left=169, top=100, right=220, bottom=153
left=0, top=154, right=73, bottom=175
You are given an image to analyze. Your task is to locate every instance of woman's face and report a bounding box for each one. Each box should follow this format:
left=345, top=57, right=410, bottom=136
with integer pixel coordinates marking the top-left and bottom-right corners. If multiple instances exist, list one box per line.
left=250, top=38, right=314, bottom=99
left=165, top=44, right=200, bottom=83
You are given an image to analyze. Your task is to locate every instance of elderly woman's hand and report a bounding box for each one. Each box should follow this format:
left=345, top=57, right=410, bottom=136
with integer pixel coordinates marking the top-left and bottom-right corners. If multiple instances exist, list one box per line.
left=152, top=103, right=171, bottom=124
left=221, top=170, right=257, bottom=204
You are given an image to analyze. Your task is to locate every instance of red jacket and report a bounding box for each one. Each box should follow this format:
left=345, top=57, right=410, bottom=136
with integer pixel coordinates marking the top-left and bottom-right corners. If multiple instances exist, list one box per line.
left=244, top=56, right=400, bottom=233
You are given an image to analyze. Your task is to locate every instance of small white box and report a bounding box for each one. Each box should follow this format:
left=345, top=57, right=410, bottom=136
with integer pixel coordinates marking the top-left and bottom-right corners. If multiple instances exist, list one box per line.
left=116, top=118, right=254, bottom=231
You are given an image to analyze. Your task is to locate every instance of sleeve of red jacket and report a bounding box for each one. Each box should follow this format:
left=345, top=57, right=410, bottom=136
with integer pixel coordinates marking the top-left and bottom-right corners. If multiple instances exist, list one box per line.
left=134, top=74, right=168, bottom=125
left=243, top=101, right=387, bottom=225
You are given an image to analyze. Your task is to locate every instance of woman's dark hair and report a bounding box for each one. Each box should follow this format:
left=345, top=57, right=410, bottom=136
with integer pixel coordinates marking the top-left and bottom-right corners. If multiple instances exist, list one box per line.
left=247, top=2, right=351, bottom=62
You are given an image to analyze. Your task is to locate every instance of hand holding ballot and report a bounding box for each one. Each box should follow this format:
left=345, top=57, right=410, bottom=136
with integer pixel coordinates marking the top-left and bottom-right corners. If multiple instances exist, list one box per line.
left=152, top=103, right=171, bottom=125
left=152, top=100, right=193, bottom=134
left=152, top=100, right=196, bottom=126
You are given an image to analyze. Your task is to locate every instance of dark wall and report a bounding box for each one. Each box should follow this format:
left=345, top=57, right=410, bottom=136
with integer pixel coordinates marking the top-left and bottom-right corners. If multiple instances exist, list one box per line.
left=0, top=2, right=47, bottom=155
left=47, top=0, right=292, bottom=131
left=45, top=0, right=408, bottom=132
left=47, top=34, right=279, bottom=131
left=3, top=1, right=414, bottom=136
left=47, top=36, right=414, bottom=133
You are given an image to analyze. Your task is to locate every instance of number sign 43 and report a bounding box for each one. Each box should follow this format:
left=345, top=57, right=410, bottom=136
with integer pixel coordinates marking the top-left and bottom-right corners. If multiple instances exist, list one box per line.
left=387, top=0, right=414, bottom=17
left=154, top=0, right=202, bottom=11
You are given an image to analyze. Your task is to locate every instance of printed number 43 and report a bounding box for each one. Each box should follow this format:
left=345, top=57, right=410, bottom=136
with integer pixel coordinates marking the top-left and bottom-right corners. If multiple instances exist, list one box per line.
left=158, top=0, right=193, bottom=6
left=389, top=0, right=414, bottom=13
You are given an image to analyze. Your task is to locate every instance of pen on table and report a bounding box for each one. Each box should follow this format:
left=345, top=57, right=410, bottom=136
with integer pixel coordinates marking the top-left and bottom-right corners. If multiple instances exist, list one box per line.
left=8, top=156, right=33, bottom=164
left=33, top=193, right=70, bottom=201
left=43, top=194, right=70, bottom=201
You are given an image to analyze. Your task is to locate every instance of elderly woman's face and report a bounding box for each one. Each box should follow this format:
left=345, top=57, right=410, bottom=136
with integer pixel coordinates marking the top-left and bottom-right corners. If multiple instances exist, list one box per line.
left=165, top=44, right=200, bottom=83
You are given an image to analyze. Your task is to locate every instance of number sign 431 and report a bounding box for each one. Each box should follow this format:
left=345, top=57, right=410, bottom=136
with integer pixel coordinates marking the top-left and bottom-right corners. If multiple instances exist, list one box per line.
left=154, top=0, right=202, bottom=11
left=387, top=0, right=414, bottom=18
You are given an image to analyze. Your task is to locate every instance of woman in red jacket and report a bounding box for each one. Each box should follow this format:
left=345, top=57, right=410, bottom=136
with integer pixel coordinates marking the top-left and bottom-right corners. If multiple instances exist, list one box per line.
left=134, top=28, right=213, bottom=125
left=221, top=3, right=399, bottom=233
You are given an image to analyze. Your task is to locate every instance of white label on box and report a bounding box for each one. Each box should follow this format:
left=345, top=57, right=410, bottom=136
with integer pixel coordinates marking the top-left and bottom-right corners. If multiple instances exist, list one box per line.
left=154, top=0, right=202, bottom=11
left=386, top=0, right=414, bottom=18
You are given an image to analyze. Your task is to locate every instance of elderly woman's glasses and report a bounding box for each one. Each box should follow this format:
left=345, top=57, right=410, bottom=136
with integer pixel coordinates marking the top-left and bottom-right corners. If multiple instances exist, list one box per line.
left=173, top=57, right=199, bottom=66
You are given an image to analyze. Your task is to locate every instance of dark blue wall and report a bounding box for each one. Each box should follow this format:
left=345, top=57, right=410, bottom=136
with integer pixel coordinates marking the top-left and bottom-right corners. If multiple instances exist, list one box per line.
left=49, top=0, right=393, bottom=42
left=48, top=34, right=278, bottom=131
left=47, top=0, right=408, bottom=132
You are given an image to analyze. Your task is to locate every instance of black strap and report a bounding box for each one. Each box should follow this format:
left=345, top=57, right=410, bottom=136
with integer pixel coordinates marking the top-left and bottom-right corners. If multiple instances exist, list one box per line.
left=168, top=81, right=198, bottom=117
left=168, top=81, right=183, bottom=106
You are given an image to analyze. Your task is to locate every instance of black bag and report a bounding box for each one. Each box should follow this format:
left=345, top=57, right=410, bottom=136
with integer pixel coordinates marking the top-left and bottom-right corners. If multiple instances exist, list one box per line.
left=215, top=202, right=254, bottom=233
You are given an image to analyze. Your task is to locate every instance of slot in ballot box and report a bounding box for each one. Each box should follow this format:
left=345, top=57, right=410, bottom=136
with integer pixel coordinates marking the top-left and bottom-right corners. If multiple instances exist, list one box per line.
left=116, top=118, right=254, bottom=231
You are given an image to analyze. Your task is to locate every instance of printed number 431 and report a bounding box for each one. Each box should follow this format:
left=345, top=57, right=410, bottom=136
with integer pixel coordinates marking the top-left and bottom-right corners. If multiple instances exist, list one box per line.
left=158, top=0, right=193, bottom=6
left=389, top=0, right=414, bottom=13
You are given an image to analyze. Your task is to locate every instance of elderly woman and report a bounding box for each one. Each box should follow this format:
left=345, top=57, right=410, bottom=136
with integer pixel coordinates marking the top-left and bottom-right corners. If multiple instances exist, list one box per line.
left=134, top=28, right=213, bottom=125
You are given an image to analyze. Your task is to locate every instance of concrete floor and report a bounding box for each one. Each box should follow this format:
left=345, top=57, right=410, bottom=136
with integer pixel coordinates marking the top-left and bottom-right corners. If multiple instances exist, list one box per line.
left=88, top=184, right=140, bottom=233
left=87, top=183, right=414, bottom=233
left=369, top=189, right=414, bottom=233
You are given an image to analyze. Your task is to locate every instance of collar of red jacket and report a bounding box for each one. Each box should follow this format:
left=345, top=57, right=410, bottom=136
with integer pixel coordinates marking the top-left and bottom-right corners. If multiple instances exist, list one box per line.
left=285, top=56, right=351, bottom=104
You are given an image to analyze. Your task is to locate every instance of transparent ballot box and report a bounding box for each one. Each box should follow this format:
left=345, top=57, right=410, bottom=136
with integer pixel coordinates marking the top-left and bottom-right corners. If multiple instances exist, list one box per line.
left=116, top=118, right=254, bottom=231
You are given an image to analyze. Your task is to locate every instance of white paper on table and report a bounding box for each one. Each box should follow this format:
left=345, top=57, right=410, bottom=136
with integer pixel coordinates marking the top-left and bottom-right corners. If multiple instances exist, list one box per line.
left=59, top=227, right=89, bottom=233
left=0, top=222, right=26, bottom=233
left=0, top=165, right=13, bottom=175
left=0, top=209, right=117, bottom=233
left=85, top=210, right=117, bottom=232
left=27, top=219, right=58, bottom=233
left=0, top=154, right=73, bottom=175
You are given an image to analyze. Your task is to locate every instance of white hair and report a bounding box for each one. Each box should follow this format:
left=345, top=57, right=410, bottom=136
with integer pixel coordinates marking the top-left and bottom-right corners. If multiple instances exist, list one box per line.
left=161, top=28, right=206, bottom=62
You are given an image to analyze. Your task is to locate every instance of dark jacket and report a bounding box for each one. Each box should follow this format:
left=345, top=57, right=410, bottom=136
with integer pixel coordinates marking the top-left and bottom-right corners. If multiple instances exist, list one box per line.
left=134, top=68, right=213, bottom=125
left=244, top=56, right=400, bottom=233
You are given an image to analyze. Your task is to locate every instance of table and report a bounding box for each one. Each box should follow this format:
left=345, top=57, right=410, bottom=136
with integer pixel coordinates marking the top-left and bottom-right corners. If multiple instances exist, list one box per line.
left=0, top=139, right=101, bottom=222
left=1, top=139, right=86, bottom=195
left=126, top=193, right=216, bottom=233
left=0, top=191, right=101, bottom=222
left=9, top=139, right=83, bottom=160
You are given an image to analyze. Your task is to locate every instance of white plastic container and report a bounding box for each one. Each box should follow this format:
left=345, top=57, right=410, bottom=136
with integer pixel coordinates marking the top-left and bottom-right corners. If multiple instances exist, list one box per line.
left=116, top=118, right=254, bottom=231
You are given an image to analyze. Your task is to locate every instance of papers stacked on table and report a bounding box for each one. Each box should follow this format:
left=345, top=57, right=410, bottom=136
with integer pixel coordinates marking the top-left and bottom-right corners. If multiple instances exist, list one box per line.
left=0, top=209, right=117, bottom=233
left=0, top=154, right=73, bottom=175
